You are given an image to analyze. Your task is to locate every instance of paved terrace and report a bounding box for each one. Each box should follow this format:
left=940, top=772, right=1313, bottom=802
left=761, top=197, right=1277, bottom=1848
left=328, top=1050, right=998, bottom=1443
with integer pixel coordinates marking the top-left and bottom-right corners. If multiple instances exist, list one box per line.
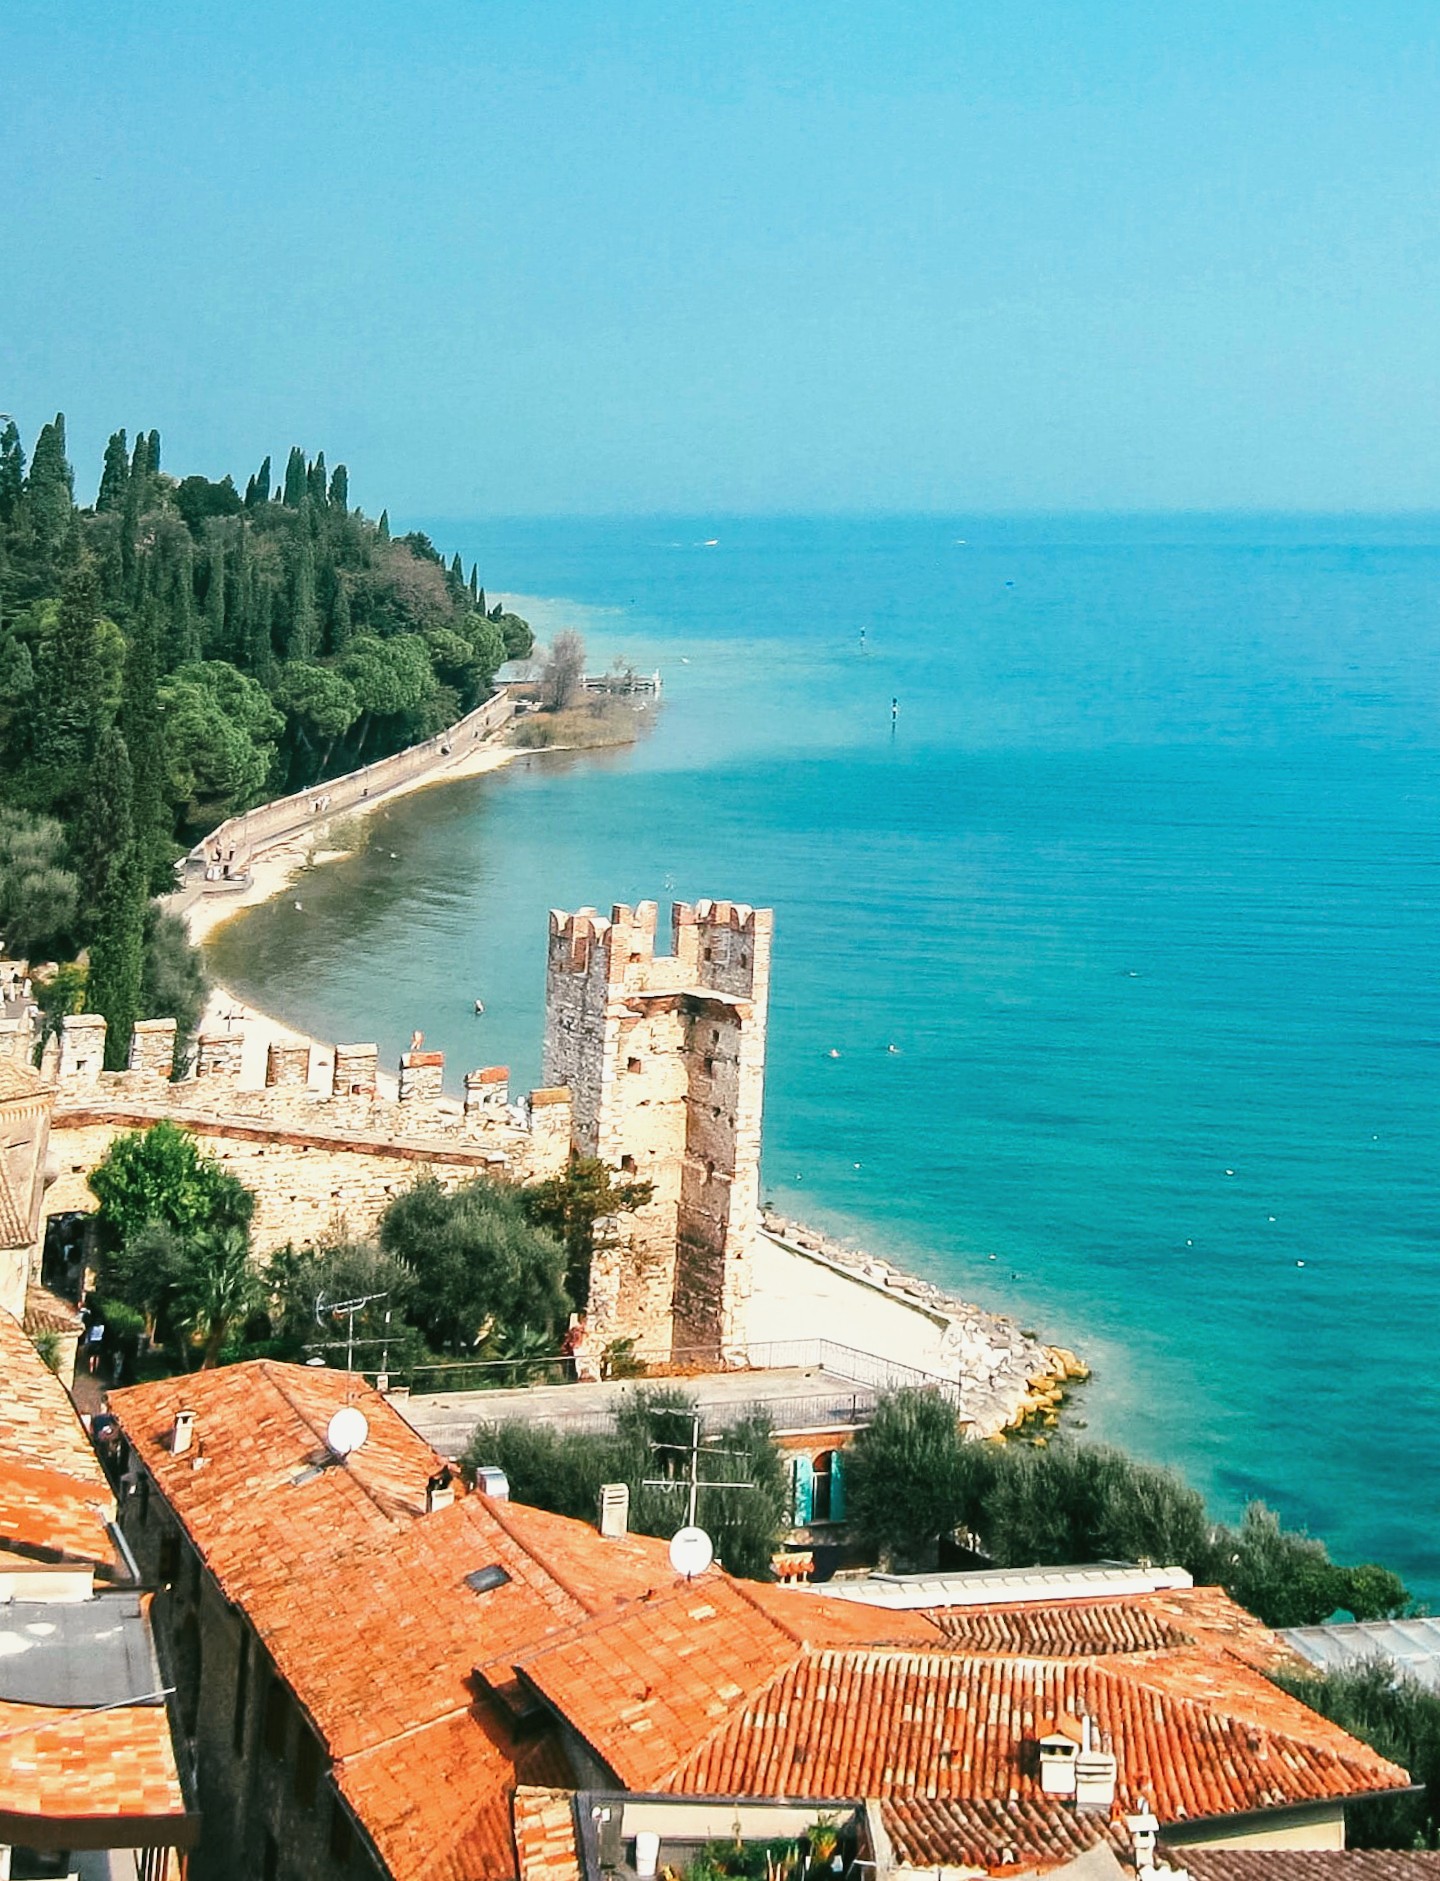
left=400, top=1365, right=888, bottom=1457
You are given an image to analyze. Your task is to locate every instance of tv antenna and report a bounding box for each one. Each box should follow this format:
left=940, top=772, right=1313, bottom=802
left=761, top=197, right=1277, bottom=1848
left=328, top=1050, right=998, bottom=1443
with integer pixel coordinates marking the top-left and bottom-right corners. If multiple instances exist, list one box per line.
left=642, top=1408, right=758, bottom=1568
left=313, top=1290, right=389, bottom=1399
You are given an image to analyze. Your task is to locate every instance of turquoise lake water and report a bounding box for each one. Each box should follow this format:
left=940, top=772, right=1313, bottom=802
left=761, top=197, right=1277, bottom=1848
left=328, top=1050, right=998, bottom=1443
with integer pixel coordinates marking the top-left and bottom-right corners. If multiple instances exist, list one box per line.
left=208, top=515, right=1440, bottom=1596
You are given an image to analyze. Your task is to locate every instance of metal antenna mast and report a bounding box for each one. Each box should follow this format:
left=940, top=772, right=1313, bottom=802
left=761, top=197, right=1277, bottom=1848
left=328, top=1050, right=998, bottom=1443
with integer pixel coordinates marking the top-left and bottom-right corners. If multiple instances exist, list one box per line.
left=313, top=1291, right=389, bottom=1401
left=642, top=1409, right=758, bottom=1529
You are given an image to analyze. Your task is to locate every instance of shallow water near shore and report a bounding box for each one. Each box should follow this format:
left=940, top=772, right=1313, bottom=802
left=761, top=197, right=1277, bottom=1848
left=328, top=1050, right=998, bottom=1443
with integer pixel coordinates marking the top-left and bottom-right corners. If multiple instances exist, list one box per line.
left=209, top=514, right=1440, bottom=1598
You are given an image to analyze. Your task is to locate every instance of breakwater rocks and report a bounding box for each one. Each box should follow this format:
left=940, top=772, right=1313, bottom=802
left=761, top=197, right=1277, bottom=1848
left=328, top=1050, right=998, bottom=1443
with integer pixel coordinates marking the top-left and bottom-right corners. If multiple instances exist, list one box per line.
left=759, top=1211, right=1089, bottom=1439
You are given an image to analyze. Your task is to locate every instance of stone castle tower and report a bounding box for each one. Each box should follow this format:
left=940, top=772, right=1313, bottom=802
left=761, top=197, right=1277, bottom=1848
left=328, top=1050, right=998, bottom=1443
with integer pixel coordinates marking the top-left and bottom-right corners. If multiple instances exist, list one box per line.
left=543, top=899, right=773, bottom=1363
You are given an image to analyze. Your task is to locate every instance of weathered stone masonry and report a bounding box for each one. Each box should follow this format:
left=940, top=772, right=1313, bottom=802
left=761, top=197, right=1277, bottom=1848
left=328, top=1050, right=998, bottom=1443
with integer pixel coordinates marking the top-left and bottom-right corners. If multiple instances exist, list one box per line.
left=544, top=899, right=772, bottom=1365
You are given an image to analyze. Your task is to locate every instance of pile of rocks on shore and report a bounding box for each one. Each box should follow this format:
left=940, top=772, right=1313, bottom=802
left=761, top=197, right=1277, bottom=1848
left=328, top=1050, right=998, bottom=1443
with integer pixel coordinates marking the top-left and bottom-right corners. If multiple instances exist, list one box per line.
left=759, top=1211, right=1089, bottom=1440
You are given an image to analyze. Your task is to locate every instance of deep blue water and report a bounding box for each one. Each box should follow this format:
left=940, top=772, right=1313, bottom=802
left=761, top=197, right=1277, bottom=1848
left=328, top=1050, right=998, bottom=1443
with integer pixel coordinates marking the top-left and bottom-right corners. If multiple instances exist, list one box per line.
left=210, top=515, right=1440, bottom=1596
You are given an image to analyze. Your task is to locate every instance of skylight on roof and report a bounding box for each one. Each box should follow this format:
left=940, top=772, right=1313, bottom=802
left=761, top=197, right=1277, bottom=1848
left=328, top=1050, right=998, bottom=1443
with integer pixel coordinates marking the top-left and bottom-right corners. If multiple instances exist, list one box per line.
left=465, top=1564, right=512, bottom=1595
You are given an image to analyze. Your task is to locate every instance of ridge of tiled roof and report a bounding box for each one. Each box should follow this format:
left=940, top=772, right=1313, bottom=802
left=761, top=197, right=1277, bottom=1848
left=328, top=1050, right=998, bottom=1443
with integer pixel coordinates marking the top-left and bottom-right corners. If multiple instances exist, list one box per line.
left=22, top=1279, right=85, bottom=1336
left=882, top=1795, right=1127, bottom=1875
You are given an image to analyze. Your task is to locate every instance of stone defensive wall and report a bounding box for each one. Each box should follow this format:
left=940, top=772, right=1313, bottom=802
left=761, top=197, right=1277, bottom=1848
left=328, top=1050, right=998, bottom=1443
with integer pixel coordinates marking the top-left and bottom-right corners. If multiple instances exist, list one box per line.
left=0, top=1008, right=571, bottom=1257
left=184, top=688, right=516, bottom=880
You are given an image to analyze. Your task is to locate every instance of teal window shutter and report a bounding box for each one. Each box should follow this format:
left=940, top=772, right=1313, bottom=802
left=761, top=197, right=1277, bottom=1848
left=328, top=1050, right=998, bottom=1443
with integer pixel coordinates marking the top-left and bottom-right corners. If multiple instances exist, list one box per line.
left=829, top=1450, right=846, bottom=1523
left=792, top=1454, right=814, bottom=1527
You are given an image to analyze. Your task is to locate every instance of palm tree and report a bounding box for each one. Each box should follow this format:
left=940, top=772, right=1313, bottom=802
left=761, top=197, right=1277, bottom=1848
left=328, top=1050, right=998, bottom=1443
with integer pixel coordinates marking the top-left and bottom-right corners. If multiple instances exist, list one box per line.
left=173, top=1223, right=263, bottom=1369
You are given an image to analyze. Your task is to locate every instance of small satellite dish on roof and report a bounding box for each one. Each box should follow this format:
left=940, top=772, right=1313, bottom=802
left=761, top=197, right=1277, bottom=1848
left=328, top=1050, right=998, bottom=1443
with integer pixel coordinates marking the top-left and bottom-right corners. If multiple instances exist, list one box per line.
left=326, top=1406, right=369, bottom=1458
left=669, top=1524, right=714, bottom=1580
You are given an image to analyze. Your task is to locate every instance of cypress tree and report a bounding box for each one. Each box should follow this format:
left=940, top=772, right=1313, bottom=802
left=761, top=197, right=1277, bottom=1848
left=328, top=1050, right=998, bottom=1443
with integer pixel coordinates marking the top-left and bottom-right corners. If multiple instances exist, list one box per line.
left=25, top=414, right=75, bottom=551
left=328, top=464, right=348, bottom=512
left=327, top=577, right=352, bottom=654
left=450, top=551, right=464, bottom=585
left=469, top=563, right=479, bottom=601
left=147, top=430, right=161, bottom=476
left=476, top=587, right=486, bottom=616
left=35, top=561, right=103, bottom=801
left=121, top=601, right=169, bottom=893
left=77, top=724, right=135, bottom=926
left=0, top=420, right=24, bottom=523
left=85, top=728, right=146, bottom=1070
left=377, top=509, right=389, bottom=540
left=202, top=538, right=226, bottom=655
left=248, top=455, right=272, bottom=507
left=282, top=447, right=307, bottom=507
left=130, top=431, right=151, bottom=483
left=287, top=535, right=318, bottom=659
left=96, top=430, right=130, bottom=512
left=307, top=452, right=328, bottom=507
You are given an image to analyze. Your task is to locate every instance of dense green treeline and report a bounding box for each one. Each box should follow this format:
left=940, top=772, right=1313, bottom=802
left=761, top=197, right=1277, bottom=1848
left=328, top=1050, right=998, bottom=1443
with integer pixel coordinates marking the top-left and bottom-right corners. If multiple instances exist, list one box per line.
left=0, top=412, right=532, bottom=1066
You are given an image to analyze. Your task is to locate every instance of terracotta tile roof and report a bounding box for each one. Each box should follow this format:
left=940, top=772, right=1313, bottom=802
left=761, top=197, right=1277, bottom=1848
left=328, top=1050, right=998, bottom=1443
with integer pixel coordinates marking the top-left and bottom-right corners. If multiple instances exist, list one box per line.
left=0, top=1308, right=111, bottom=1494
left=1177, top=1857, right=1440, bottom=1880
left=512, top=1788, right=583, bottom=1881
left=929, top=1599, right=1183, bottom=1656
left=0, top=1452, right=115, bottom=1569
left=22, top=1280, right=84, bottom=1337
left=109, top=1362, right=680, bottom=1881
left=0, top=1154, right=27, bottom=1247
left=0, top=1696, right=191, bottom=1841
left=511, top=1579, right=1406, bottom=1871
left=882, top=1795, right=1126, bottom=1874
left=336, top=1705, right=573, bottom=1881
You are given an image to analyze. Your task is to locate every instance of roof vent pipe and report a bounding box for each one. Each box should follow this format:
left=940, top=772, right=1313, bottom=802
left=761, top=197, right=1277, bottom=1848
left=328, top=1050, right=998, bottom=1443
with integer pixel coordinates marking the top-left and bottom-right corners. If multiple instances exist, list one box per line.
left=170, top=1410, right=196, bottom=1456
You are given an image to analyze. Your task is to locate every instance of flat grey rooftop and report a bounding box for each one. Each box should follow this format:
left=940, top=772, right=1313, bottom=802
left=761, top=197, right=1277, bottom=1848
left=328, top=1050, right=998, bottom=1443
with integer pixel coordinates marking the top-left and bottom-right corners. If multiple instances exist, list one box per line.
left=400, top=1365, right=879, bottom=1456
left=0, top=1593, right=163, bottom=1708
left=1282, top=1617, right=1440, bottom=1689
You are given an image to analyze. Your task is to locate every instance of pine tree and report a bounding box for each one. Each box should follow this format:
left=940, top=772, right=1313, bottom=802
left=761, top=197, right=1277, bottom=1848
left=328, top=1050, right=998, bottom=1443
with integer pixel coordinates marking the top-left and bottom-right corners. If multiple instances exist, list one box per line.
left=282, top=447, right=307, bottom=507
left=120, top=601, right=168, bottom=893
left=0, top=421, right=24, bottom=524
left=328, top=464, right=348, bottom=512
left=377, top=509, right=390, bottom=540
left=25, top=413, right=75, bottom=551
left=96, top=430, right=130, bottom=512
left=307, top=452, right=328, bottom=507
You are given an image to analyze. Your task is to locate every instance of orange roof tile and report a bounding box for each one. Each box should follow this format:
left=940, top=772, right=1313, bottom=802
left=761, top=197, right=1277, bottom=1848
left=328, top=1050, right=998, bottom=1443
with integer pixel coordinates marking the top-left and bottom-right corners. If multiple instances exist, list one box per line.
left=0, top=1309, right=111, bottom=1492
left=0, top=1697, right=192, bottom=1844
left=512, top=1787, right=583, bottom=1881
left=0, top=1452, right=115, bottom=1569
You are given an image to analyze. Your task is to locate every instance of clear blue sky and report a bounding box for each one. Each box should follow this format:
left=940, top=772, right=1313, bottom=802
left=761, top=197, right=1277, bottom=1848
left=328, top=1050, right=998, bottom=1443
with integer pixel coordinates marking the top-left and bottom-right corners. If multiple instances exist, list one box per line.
left=4, top=1, right=1438, bottom=515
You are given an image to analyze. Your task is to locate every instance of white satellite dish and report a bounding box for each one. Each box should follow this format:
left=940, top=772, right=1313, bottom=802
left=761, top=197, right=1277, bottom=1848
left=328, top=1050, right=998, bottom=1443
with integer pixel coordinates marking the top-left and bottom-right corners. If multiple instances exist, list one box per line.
left=668, top=1524, right=714, bottom=1579
left=326, top=1406, right=369, bottom=1458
